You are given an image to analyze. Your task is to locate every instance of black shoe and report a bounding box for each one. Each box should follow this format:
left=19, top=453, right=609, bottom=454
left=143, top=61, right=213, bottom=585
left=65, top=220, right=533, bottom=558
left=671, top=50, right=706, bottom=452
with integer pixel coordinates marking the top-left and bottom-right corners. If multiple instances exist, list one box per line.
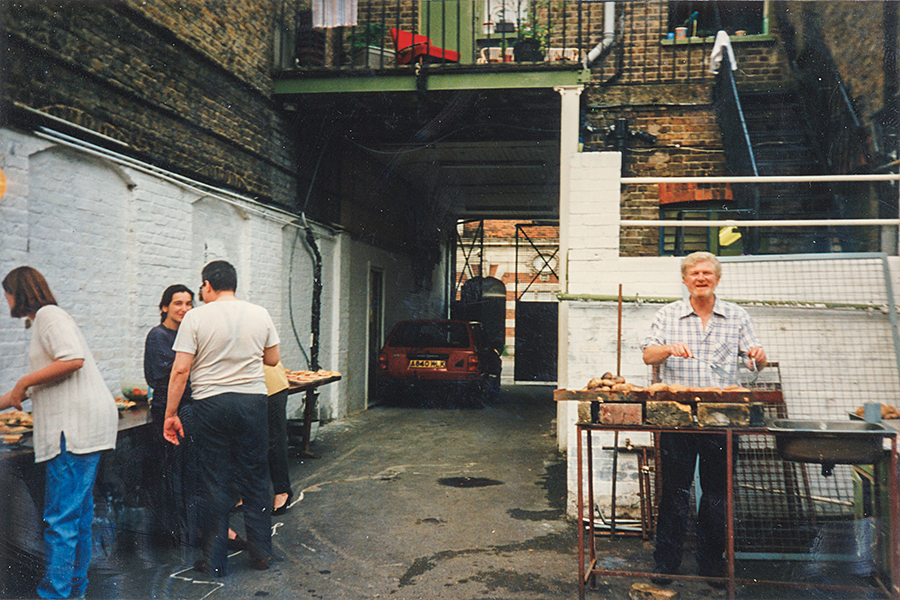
left=227, top=534, right=249, bottom=551
left=193, top=558, right=225, bottom=577
left=249, top=556, right=270, bottom=571
left=272, top=492, right=293, bottom=516
left=650, top=566, right=675, bottom=585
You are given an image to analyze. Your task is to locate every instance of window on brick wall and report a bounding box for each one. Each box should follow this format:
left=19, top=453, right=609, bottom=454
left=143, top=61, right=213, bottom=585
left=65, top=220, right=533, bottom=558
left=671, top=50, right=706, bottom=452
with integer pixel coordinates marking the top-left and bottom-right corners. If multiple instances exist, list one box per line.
left=660, top=204, right=749, bottom=256
left=668, top=1, right=766, bottom=38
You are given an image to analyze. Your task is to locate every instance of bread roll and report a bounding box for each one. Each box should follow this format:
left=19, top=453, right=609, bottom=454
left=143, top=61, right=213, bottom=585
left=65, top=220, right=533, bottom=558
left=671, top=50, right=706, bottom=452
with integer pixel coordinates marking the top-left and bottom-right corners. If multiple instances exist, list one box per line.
left=586, top=377, right=604, bottom=390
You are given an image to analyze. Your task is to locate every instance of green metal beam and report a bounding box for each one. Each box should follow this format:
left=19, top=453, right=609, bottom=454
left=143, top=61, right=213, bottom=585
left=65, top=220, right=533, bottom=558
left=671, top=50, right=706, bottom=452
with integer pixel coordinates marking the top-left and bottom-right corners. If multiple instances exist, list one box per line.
left=274, top=69, right=590, bottom=95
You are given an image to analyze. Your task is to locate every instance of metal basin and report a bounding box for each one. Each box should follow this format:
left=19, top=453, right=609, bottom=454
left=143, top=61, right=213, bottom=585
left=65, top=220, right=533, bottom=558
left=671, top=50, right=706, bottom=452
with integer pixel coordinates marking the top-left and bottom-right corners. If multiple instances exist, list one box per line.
left=766, top=419, right=889, bottom=465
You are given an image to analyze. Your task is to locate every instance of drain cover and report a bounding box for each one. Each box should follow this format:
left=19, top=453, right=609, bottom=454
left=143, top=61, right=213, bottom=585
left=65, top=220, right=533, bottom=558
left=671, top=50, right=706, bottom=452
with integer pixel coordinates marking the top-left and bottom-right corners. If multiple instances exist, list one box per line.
left=437, top=477, right=503, bottom=488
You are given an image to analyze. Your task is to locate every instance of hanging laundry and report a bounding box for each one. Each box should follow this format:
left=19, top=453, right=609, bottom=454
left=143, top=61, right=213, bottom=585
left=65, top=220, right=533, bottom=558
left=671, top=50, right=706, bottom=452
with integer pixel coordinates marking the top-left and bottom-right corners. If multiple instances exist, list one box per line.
left=312, top=0, right=357, bottom=28
left=709, top=30, right=738, bottom=73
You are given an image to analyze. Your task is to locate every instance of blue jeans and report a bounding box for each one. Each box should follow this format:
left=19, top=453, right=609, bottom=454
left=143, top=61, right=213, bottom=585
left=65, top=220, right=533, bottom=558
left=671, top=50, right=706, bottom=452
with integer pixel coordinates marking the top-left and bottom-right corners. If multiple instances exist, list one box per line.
left=194, top=392, right=271, bottom=575
left=38, top=434, right=102, bottom=599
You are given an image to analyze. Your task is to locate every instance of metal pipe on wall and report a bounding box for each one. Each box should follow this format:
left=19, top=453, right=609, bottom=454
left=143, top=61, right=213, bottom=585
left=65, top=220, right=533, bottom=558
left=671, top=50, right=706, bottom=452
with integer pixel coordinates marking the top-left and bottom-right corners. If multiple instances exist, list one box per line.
left=583, top=1, right=615, bottom=68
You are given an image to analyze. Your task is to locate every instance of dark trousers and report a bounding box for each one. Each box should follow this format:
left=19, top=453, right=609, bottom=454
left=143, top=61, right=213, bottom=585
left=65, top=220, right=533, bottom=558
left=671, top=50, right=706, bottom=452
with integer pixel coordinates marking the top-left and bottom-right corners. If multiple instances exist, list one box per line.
left=149, top=402, right=201, bottom=547
left=194, top=392, right=271, bottom=575
left=654, top=432, right=734, bottom=576
left=267, top=389, right=293, bottom=496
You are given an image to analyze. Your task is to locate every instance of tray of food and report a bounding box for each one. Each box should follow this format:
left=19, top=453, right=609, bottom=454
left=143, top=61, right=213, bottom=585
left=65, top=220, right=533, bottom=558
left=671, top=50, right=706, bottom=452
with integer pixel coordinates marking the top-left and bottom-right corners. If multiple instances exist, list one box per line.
left=558, top=373, right=781, bottom=427
left=0, top=410, right=33, bottom=444
left=554, top=374, right=775, bottom=404
left=285, top=369, right=341, bottom=385
left=115, top=397, right=138, bottom=411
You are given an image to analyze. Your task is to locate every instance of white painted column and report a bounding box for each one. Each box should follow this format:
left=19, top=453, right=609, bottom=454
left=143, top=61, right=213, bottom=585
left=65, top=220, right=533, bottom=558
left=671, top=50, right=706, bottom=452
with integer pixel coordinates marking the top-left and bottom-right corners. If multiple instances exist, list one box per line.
left=555, top=84, right=583, bottom=452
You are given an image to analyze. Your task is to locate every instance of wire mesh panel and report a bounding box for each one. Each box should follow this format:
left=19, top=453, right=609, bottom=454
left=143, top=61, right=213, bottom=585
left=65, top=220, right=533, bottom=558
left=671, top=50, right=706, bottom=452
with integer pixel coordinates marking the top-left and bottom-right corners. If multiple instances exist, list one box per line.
left=716, top=254, right=900, bottom=558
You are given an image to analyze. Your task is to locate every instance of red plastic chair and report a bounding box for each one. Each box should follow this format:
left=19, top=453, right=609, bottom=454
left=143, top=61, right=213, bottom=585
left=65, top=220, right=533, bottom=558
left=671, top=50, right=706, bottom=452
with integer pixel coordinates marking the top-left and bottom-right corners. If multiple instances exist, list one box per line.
left=390, top=28, right=460, bottom=65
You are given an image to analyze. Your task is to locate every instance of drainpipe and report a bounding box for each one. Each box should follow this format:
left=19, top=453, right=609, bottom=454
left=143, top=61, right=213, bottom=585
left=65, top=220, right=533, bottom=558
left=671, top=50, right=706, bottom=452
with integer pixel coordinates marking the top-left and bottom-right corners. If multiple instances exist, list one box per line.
left=583, top=1, right=615, bottom=69
left=301, top=213, right=323, bottom=457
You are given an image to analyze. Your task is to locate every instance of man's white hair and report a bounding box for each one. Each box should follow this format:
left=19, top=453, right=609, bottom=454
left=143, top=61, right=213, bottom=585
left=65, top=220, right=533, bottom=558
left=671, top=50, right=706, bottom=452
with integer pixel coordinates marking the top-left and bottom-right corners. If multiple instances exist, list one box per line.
left=681, top=251, right=721, bottom=277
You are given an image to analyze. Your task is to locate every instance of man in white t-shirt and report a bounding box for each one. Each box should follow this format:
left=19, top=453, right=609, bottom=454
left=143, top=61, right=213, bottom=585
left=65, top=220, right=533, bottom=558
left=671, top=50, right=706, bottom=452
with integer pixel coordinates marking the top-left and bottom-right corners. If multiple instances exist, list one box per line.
left=164, top=260, right=280, bottom=577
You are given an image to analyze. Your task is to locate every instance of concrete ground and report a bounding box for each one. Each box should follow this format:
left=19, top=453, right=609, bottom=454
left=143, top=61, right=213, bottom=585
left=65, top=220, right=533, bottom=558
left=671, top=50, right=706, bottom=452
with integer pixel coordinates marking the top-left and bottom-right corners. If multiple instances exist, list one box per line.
left=84, top=384, right=583, bottom=600
left=63, top=384, right=889, bottom=600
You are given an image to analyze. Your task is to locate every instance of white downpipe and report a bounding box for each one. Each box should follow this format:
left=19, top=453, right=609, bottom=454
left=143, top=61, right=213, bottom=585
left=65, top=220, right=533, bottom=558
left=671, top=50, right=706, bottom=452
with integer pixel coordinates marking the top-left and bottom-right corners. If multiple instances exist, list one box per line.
left=583, top=1, right=615, bottom=68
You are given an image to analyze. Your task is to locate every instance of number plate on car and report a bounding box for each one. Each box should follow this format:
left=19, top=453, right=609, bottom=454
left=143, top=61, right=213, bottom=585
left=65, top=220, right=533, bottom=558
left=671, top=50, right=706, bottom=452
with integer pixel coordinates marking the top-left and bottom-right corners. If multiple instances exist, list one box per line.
left=409, top=359, right=445, bottom=369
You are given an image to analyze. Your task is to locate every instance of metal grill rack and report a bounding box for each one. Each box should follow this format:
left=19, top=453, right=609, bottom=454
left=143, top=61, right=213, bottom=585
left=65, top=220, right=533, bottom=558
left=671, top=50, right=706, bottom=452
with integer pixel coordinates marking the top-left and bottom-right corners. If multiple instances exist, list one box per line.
left=732, top=363, right=824, bottom=557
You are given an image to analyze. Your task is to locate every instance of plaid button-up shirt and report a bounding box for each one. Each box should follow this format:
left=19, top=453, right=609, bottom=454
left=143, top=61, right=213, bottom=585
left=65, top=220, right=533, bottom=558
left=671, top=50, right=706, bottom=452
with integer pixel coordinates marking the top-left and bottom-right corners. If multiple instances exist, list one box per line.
left=641, top=297, right=761, bottom=387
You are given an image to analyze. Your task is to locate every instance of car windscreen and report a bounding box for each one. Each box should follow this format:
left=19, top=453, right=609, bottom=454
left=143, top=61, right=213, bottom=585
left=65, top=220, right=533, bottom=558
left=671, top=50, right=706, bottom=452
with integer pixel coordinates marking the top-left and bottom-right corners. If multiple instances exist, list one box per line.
left=388, top=322, right=470, bottom=349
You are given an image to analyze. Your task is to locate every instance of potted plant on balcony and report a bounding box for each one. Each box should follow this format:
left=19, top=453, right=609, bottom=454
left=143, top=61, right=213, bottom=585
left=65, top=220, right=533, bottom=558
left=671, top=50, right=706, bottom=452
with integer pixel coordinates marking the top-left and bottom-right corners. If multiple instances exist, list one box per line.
left=513, top=16, right=548, bottom=61
left=347, top=22, right=395, bottom=68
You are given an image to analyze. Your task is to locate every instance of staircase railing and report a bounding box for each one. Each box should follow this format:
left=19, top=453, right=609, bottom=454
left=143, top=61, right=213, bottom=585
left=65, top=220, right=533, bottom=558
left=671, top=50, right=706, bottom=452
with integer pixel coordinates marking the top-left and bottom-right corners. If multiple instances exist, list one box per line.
left=792, top=16, right=867, bottom=178
left=712, top=43, right=760, bottom=253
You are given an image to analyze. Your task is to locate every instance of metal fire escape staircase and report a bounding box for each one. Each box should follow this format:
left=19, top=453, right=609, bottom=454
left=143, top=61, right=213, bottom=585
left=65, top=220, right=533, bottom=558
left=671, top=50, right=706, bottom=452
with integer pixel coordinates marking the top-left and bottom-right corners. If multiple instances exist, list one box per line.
left=736, top=89, right=839, bottom=253
left=713, top=38, right=868, bottom=255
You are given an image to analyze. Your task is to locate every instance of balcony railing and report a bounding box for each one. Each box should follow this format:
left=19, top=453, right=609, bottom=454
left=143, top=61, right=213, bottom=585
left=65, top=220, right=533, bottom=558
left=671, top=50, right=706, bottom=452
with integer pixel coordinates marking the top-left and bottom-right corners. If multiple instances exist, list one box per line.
left=277, top=0, right=618, bottom=73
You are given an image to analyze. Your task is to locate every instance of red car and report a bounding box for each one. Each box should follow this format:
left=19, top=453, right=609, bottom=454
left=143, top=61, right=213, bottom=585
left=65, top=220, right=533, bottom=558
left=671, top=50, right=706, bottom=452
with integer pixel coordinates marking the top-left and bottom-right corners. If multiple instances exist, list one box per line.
left=377, top=319, right=502, bottom=406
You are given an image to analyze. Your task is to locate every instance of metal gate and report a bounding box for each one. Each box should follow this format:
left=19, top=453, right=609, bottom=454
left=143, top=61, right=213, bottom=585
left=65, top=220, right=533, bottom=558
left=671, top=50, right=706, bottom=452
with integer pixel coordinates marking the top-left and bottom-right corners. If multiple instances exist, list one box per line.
left=513, top=223, right=558, bottom=382
left=452, top=220, right=559, bottom=382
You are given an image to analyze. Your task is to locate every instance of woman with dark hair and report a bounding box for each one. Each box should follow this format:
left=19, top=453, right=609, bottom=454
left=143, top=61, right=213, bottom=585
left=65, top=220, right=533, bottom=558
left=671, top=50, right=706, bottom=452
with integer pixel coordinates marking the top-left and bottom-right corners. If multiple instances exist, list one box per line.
left=0, top=266, right=118, bottom=599
left=143, top=284, right=200, bottom=545
left=144, top=284, right=194, bottom=426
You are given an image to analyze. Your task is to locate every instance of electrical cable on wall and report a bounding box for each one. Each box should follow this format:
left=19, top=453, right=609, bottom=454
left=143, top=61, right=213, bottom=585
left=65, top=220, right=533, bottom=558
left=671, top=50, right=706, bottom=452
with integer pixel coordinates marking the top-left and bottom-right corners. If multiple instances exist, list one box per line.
left=289, top=124, right=332, bottom=369
left=293, top=126, right=331, bottom=457
left=288, top=230, right=312, bottom=369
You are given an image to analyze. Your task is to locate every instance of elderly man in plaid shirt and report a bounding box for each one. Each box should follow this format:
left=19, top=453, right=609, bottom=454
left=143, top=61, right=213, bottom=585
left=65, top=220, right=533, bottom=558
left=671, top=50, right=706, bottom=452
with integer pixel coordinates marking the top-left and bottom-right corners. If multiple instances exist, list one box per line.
left=641, top=252, right=766, bottom=587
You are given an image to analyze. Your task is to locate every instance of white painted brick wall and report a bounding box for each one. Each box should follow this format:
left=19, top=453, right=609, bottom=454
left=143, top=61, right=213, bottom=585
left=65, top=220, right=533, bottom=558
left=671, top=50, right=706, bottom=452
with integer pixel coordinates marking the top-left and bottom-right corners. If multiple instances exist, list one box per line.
left=0, top=128, right=445, bottom=425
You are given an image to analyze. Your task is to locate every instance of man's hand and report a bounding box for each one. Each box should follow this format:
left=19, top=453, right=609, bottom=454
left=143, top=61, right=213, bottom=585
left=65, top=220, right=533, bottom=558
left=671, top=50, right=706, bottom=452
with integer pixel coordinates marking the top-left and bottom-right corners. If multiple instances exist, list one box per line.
left=0, top=390, right=23, bottom=411
left=163, top=415, right=184, bottom=445
left=643, top=342, right=693, bottom=365
left=747, top=346, right=767, bottom=370
left=665, top=343, right=693, bottom=359
left=6, top=382, right=27, bottom=410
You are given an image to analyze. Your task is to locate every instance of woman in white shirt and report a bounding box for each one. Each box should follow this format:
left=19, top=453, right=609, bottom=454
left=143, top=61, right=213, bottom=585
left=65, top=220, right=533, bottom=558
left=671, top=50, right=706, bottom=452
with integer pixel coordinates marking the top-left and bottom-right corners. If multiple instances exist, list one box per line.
left=0, top=266, right=117, bottom=600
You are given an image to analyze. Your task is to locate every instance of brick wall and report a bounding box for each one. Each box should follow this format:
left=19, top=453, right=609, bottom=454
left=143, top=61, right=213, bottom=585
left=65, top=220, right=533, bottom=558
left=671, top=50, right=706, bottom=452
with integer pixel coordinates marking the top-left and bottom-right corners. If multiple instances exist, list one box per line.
left=127, top=0, right=283, bottom=96
left=583, top=100, right=733, bottom=257
left=607, top=1, right=791, bottom=87
left=578, top=1, right=797, bottom=258
left=775, top=0, right=894, bottom=125
left=1, top=1, right=298, bottom=210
